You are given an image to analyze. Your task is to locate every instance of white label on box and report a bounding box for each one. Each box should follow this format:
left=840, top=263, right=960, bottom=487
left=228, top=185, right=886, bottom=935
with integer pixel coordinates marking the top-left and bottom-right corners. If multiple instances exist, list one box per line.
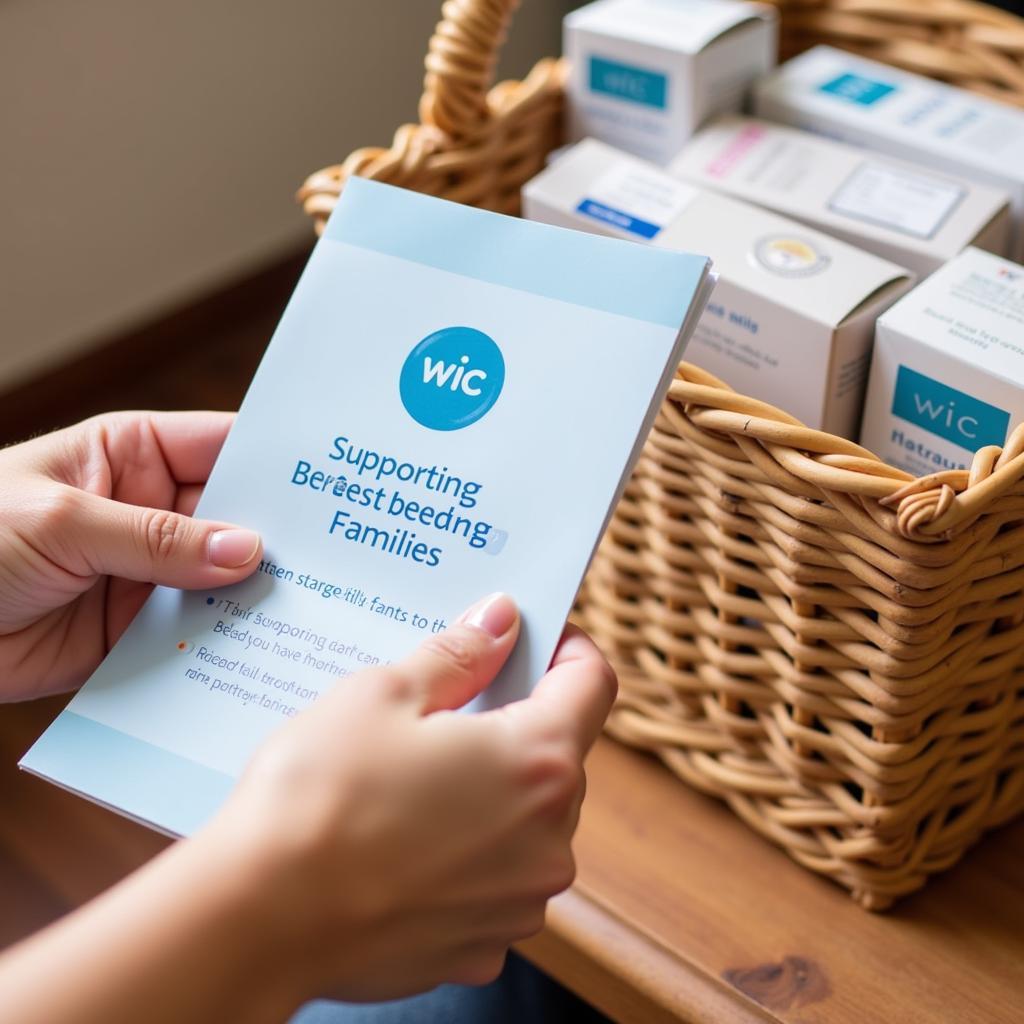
left=576, top=163, right=697, bottom=238
left=827, top=162, right=965, bottom=240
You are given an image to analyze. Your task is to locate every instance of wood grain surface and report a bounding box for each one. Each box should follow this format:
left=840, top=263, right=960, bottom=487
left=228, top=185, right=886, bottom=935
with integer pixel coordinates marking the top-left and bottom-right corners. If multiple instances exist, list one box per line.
left=521, top=737, right=1024, bottom=1023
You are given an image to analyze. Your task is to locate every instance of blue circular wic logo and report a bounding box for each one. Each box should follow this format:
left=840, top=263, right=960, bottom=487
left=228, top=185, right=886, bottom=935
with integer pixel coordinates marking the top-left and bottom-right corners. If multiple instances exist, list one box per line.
left=399, top=326, right=505, bottom=431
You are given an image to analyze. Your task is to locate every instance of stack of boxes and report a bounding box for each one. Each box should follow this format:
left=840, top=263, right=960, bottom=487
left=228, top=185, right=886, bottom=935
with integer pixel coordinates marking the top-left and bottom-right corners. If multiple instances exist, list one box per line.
left=524, top=139, right=912, bottom=435
left=753, top=46, right=1024, bottom=261
left=523, top=3, right=1024, bottom=471
left=669, top=115, right=1010, bottom=280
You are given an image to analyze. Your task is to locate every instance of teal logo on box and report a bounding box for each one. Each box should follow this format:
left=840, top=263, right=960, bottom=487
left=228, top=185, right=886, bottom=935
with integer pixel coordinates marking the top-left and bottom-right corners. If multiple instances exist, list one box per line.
left=892, top=366, right=1009, bottom=451
left=819, top=72, right=896, bottom=106
left=400, top=326, right=505, bottom=431
left=589, top=56, right=667, bottom=109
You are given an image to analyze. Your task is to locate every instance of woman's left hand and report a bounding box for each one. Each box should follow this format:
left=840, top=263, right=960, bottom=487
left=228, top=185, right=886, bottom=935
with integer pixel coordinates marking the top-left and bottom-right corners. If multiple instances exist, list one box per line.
left=0, top=411, right=262, bottom=700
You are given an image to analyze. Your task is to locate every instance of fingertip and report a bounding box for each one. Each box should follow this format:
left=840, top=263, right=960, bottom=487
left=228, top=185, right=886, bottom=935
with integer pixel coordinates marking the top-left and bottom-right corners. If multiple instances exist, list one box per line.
left=208, top=528, right=262, bottom=570
left=512, top=627, right=617, bottom=751
left=397, top=597, right=521, bottom=716
left=457, top=592, right=519, bottom=640
left=550, top=624, right=592, bottom=661
left=551, top=624, right=613, bottom=681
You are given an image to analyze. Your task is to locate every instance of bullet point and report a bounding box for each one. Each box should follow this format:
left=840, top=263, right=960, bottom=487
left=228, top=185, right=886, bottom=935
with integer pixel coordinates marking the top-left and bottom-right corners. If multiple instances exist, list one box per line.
left=176, top=641, right=187, bottom=652
left=206, top=597, right=215, bottom=606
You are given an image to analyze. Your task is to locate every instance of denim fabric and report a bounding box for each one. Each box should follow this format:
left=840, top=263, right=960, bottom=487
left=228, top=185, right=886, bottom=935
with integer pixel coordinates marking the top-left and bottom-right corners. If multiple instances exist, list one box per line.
left=290, top=953, right=607, bottom=1024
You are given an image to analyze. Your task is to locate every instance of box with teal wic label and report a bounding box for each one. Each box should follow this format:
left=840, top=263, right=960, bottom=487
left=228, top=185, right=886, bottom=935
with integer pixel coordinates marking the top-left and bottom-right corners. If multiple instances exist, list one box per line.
left=564, top=0, right=777, bottom=165
left=860, top=247, right=1024, bottom=475
left=20, top=178, right=714, bottom=837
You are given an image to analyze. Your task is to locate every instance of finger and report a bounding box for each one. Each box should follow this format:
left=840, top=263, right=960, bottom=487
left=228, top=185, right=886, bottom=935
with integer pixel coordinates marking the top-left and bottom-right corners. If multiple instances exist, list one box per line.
left=499, top=625, right=617, bottom=756
left=175, top=484, right=204, bottom=517
left=101, top=411, right=236, bottom=484
left=54, top=486, right=262, bottom=589
left=389, top=593, right=520, bottom=715
left=146, top=411, right=236, bottom=482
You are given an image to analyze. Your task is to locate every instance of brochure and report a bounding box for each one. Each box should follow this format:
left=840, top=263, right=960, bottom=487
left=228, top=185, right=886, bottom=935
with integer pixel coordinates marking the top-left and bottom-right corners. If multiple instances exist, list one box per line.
left=21, top=178, right=713, bottom=836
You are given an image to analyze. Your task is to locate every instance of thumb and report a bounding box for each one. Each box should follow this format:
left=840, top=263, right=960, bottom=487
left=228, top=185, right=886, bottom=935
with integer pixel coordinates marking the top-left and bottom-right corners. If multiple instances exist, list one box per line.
left=59, top=487, right=262, bottom=589
left=390, top=593, right=520, bottom=715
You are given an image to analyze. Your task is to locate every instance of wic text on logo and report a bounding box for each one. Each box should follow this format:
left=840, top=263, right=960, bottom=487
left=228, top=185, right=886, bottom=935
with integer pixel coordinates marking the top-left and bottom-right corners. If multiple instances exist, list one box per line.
left=422, top=354, right=488, bottom=396
left=400, top=326, right=505, bottom=431
left=891, top=365, right=1009, bottom=451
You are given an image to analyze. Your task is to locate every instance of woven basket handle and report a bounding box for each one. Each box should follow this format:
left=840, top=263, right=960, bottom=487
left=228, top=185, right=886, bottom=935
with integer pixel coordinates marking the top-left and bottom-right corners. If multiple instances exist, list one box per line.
left=419, top=0, right=521, bottom=137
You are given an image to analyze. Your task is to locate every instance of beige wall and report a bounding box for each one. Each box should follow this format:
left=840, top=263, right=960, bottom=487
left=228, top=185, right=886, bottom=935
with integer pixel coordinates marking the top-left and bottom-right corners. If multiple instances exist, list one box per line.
left=0, top=0, right=571, bottom=389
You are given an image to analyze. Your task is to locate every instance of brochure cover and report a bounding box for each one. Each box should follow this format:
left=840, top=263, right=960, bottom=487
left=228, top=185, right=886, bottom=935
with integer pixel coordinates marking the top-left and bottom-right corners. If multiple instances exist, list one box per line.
left=21, top=178, right=713, bottom=837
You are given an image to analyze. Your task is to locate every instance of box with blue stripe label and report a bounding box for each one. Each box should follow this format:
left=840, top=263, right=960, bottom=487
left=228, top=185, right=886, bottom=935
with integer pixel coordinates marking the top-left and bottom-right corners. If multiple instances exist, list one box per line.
left=524, top=140, right=914, bottom=438
left=861, top=247, right=1024, bottom=475
left=564, top=0, right=777, bottom=165
left=753, top=45, right=1024, bottom=261
left=670, top=115, right=1011, bottom=281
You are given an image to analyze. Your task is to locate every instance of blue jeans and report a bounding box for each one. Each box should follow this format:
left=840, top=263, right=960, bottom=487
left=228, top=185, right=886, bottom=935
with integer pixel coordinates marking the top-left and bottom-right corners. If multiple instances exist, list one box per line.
left=290, top=953, right=606, bottom=1024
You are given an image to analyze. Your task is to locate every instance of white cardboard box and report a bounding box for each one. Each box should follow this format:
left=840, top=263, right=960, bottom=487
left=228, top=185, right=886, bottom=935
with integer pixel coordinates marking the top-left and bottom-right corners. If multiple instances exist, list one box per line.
left=564, top=0, right=777, bottom=165
left=861, top=247, right=1024, bottom=475
left=670, top=115, right=1011, bottom=280
left=753, top=46, right=1024, bottom=260
left=524, top=140, right=914, bottom=435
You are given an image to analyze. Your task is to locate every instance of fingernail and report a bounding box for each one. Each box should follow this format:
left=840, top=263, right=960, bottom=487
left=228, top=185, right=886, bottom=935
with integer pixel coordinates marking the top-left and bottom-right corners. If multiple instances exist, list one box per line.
left=458, top=592, right=518, bottom=638
left=209, top=529, right=261, bottom=568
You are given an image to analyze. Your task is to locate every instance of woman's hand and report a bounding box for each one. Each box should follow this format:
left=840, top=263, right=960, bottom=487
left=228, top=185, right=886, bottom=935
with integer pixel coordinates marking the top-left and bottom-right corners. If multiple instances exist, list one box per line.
left=0, top=598, right=617, bottom=1023
left=0, top=411, right=261, bottom=700
left=209, top=594, right=616, bottom=1004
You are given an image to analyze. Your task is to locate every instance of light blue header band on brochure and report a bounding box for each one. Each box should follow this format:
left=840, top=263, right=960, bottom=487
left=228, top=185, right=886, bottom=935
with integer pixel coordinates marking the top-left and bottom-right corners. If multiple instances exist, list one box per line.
left=324, top=177, right=707, bottom=330
left=23, top=713, right=234, bottom=837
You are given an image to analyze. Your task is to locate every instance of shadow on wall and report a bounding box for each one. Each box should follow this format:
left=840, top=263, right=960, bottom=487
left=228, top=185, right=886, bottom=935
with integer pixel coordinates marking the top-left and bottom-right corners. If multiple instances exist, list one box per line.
left=0, top=0, right=575, bottom=390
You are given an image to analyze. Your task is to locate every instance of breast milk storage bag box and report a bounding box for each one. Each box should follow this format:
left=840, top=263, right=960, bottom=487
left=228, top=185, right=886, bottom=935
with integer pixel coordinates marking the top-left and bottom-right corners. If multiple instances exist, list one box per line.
left=861, top=248, right=1024, bottom=475
left=753, top=46, right=1024, bottom=259
left=565, top=0, right=777, bottom=164
left=524, top=140, right=914, bottom=436
left=671, top=116, right=1011, bottom=279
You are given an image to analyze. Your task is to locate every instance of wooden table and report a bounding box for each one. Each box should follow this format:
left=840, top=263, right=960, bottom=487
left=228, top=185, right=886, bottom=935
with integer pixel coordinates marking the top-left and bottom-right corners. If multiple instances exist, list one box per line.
left=519, top=737, right=1024, bottom=1024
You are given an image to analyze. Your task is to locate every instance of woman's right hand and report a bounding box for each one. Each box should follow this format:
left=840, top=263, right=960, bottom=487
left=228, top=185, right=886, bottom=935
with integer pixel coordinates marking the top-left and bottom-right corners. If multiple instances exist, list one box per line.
left=206, top=593, right=616, bottom=1005
left=0, top=594, right=615, bottom=1024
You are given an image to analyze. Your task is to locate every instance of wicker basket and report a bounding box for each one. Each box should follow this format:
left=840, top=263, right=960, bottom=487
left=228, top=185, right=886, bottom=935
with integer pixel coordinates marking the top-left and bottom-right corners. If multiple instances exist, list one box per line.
left=298, top=0, right=1024, bottom=909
